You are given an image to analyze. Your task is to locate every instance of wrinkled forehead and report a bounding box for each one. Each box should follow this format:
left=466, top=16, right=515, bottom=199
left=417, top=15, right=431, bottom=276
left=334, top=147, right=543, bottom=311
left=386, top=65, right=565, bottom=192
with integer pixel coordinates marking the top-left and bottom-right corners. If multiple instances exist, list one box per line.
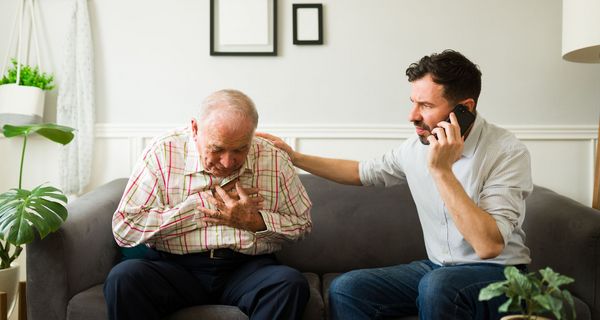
left=200, top=116, right=254, bottom=149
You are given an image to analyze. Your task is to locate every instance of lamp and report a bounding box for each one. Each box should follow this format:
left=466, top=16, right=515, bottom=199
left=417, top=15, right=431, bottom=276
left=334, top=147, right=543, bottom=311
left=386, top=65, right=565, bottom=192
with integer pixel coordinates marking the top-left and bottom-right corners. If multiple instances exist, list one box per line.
left=562, top=0, right=600, bottom=62
left=562, top=0, right=600, bottom=209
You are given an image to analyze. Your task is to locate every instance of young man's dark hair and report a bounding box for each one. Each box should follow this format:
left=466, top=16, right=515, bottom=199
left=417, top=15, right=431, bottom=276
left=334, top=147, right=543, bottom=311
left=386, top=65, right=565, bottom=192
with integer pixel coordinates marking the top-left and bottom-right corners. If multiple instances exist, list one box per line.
left=405, top=49, right=482, bottom=108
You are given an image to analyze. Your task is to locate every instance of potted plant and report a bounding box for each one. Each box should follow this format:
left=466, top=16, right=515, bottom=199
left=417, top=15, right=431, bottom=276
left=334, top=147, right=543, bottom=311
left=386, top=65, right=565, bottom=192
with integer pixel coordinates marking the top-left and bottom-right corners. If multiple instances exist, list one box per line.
left=0, top=59, right=55, bottom=127
left=479, top=266, right=576, bottom=320
left=0, top=123, right=74, bottom=317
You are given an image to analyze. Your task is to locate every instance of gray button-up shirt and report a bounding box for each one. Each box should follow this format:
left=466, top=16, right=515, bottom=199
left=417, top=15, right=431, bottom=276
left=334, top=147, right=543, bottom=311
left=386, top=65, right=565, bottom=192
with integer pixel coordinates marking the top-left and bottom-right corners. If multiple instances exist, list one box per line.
left=359, top=114, right=533, bottom=266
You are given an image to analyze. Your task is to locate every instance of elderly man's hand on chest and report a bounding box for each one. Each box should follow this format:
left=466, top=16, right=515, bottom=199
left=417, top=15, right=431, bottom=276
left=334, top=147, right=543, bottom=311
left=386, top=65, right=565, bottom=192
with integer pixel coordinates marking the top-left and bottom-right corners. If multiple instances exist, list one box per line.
left=199, top=181, right=266, bottom=232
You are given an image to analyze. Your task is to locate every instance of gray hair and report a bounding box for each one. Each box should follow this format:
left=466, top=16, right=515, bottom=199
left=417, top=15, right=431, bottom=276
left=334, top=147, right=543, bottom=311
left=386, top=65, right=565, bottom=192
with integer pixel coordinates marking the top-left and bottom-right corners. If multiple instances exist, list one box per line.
left=198, top=89, right=259, bottom=129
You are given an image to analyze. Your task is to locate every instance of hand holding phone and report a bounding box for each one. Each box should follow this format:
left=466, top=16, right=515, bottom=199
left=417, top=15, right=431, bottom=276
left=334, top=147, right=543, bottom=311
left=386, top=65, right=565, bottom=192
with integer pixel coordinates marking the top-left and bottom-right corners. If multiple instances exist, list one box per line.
left=434, top=104, right=475, bottom=139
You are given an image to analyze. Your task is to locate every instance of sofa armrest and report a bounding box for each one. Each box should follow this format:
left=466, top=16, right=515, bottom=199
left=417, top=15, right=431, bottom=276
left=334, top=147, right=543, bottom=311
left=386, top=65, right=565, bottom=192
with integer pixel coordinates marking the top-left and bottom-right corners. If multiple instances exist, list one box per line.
left=524, top=185, right=600, bottom=320
left=26, top=179, right=128, bottom=320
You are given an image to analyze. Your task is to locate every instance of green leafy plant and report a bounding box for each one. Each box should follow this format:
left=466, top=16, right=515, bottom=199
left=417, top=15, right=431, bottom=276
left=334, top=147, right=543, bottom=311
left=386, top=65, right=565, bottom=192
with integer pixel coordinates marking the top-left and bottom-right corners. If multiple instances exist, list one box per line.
left=0, top=123, right=74, bottom=269
left=0, top=58, right=55, bottom=90
left=479, top=266, right=576, bottom=320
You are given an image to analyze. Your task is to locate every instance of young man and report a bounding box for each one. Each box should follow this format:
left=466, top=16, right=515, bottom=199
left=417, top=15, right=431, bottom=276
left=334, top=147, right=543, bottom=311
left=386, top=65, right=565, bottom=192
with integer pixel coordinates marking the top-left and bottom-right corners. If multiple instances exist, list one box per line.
left=258, top=50, right=532, bottom=319
left=104, top=89, right=313, bottom=320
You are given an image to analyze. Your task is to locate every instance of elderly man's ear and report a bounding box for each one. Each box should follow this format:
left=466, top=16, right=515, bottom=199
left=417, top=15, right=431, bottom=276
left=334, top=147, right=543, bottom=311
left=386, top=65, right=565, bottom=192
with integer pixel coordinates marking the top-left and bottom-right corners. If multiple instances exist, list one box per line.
left=191, top=118, right=199, bottom=136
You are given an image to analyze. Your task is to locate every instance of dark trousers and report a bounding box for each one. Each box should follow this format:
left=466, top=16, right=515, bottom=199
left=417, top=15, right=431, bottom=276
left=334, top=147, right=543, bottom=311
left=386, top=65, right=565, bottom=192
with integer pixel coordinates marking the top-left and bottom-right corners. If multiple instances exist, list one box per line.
left=103, top=249, right=309, bottom=320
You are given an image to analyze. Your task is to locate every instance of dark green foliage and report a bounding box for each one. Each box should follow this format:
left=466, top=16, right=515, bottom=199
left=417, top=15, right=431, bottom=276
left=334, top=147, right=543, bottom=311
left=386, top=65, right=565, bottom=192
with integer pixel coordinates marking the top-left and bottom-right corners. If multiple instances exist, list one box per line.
left=479, top=266, right=576, bottom=319
left=0, top=123, right=74, bottom=269
left=2, top=123, right=75, bottom=144
left=0, top=58, right=55, bottom=90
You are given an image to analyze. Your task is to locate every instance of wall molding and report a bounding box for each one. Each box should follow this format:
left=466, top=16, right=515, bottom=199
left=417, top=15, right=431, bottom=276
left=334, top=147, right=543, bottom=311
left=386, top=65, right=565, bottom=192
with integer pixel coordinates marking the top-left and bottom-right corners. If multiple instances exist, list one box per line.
left=1, top=123, right=595, bottom=140
left=94, top=125, right=598, bottom=189
left=2, top=123, right=596, bottom=205
left=95, top=123, right=598, bottom=141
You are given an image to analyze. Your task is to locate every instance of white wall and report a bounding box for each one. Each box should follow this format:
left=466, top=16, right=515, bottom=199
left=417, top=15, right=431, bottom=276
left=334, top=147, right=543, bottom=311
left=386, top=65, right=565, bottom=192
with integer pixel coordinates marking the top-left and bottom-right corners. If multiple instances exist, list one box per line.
left=0, top=1, right=598, bottom=204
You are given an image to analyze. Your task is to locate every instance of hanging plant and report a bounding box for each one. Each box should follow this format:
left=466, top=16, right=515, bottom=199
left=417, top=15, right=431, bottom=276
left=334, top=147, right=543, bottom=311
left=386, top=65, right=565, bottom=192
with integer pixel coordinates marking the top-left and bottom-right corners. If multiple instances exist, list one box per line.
left=0, top=58, right=55, bottom=90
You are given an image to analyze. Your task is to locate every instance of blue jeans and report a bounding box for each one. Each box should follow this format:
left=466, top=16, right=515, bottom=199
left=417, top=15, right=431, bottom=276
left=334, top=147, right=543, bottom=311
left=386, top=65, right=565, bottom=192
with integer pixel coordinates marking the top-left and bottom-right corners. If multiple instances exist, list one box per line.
left=329, top=260, right=514, bottom=320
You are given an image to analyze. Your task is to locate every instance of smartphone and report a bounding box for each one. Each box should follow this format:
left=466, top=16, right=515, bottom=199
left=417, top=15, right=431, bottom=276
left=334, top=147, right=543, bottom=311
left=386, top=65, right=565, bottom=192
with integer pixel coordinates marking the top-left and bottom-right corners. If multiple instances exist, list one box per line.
left=435, top=104, right=476, bottom=138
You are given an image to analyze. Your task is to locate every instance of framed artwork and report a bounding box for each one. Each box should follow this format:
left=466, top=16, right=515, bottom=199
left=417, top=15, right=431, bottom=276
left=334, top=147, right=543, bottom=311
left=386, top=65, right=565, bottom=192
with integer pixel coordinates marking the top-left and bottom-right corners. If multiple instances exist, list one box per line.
left=210, top=0, right=278, bottom=56
left=293, top=3, right=323, bottom=45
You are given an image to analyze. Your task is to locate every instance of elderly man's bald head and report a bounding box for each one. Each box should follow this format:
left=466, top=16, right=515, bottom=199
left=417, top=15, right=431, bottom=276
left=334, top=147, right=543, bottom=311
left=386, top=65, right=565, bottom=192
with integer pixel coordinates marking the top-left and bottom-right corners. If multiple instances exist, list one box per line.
left=198, top=89, right=259, bottom=132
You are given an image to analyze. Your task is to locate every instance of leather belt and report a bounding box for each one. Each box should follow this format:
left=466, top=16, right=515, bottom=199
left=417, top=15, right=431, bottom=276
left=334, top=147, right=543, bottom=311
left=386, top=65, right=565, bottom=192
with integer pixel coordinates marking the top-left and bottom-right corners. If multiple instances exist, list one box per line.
left=199, top=248, right=247, bottom=260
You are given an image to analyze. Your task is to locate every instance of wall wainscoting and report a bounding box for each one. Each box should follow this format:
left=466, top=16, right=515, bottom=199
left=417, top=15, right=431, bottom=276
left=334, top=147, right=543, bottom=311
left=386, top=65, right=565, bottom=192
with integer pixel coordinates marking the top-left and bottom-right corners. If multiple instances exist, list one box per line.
left=93, top=123, right=598, bottom=206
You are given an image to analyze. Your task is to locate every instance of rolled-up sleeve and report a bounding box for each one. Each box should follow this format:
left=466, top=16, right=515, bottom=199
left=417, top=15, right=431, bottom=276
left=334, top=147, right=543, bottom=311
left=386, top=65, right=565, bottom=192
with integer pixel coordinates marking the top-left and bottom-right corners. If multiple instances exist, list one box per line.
left=479, top=146, right=533, bottom=245
left=360, top=144, right=406, bottom=187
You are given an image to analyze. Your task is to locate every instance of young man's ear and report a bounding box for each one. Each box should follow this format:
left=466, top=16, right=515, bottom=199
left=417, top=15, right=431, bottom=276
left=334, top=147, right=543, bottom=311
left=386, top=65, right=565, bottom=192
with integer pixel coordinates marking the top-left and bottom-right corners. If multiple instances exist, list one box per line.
left=460, top=99, right=476, bottom=113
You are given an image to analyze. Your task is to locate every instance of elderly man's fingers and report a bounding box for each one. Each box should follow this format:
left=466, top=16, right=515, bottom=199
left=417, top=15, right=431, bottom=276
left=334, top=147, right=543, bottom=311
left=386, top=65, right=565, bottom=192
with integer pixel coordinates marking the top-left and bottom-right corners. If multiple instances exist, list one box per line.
left=198, top=206, right=222, bottom=218
left=214, top=185, right=234, bottom=205
left=226, top=187, right=260, bottom=199
left=235, top=182, right=250, bottom=201
left=200, top=216, right=223, bottom=225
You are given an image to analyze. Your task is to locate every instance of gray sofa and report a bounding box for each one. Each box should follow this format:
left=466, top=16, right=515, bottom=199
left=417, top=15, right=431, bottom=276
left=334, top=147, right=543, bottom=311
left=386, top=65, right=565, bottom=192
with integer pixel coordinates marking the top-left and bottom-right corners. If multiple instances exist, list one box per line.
left=26, top=174, right=600, bottom=320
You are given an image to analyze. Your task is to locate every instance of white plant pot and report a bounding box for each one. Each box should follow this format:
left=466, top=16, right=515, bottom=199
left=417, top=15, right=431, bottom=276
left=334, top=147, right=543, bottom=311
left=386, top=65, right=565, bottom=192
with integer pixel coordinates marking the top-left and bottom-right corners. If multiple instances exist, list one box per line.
left=0, top=83, right=45, bottom=127
left=0, top=264, right=20, bottom=318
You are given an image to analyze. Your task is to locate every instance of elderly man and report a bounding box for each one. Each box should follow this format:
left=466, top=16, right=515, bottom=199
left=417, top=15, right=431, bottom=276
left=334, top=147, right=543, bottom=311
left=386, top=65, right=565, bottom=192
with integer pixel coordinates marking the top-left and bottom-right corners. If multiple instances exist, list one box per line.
left=104, top=89, right=312, bottom=320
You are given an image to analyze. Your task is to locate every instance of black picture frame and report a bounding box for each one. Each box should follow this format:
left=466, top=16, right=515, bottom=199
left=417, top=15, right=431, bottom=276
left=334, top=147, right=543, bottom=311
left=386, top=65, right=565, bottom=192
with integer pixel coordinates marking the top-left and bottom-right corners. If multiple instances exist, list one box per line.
left=210, top=0, right=278, bottom=56
left=293, top=3, right=323, bottom=45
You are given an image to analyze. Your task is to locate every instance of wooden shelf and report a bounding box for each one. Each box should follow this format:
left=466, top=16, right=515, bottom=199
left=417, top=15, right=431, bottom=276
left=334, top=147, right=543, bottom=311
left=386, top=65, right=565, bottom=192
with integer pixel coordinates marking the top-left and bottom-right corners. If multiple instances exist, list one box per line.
left=0, top=281, right=26, bottom=320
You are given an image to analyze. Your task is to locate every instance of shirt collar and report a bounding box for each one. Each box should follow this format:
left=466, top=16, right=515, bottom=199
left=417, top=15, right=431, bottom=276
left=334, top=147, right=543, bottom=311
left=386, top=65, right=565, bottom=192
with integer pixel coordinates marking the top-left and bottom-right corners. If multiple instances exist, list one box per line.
left=183, top=128, right=255, bottom=177
left=462, top=113, right=483, bottom=158
left=184, top=129, right=201, bottom=175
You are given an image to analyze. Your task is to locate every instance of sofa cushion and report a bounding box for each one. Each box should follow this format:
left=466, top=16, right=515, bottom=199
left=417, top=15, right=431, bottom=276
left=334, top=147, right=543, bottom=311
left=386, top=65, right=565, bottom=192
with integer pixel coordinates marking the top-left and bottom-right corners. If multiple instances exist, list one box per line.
left=277, top=175, right=426, bottom=274
left=303, top=272, right=326, bottom=320
left=165, top=305, right=248, bottom=320
left=66, top=284, right=108, bottom=320
left=66, top=272, right=323, bottom=320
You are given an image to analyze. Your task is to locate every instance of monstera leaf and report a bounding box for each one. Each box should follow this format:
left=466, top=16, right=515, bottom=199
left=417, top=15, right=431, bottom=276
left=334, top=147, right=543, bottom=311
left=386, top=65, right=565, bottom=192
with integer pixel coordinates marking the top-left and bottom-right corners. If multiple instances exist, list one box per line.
left=2, top=123, right=74, bottom=144
left=0, top=185, right=67, bottom=245
left=0, top=123, right=75, bottom=268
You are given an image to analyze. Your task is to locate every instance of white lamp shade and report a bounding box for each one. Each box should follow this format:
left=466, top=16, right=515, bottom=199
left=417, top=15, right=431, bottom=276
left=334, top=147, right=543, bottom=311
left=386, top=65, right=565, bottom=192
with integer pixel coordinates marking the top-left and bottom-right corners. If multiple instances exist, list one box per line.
left=562, top=0, right=600, bottom=63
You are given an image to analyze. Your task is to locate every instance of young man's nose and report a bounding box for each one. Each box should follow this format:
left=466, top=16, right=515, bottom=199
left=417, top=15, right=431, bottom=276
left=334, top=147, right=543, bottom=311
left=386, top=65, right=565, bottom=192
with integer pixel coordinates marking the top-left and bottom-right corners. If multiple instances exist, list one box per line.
left=408, top=104, right=422, bottom=123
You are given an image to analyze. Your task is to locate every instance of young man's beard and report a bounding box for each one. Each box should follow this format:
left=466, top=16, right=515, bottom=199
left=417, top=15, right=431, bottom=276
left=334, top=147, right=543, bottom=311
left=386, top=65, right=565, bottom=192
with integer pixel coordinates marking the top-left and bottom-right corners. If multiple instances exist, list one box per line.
left=414, top=121, right=432, bottom=145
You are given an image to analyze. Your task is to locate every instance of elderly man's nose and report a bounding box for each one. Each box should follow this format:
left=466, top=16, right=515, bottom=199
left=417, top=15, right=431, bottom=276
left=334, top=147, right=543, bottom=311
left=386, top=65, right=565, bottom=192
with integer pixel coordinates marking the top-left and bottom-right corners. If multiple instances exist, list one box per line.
left=221, top=153, right=236, bottom=168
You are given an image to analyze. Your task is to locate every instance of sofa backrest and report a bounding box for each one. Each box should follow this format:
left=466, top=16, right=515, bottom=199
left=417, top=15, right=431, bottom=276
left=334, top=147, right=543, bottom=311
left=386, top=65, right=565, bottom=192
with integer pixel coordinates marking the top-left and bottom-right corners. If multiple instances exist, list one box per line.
left=276, top=174, right=427, bottom=274
left=523, top=185, right=600, bottom=319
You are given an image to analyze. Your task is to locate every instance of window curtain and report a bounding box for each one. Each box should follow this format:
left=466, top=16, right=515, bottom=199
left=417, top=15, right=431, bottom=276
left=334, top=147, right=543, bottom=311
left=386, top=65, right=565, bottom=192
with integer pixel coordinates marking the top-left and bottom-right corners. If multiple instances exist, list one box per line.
left=57, top=0, right=95, bottom=195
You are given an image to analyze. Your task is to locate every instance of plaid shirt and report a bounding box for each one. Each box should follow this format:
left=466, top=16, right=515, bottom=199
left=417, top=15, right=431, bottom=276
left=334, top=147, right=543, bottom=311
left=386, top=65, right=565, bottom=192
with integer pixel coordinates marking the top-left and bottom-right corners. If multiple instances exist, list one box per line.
left=112, top=127, right=312, bottom=255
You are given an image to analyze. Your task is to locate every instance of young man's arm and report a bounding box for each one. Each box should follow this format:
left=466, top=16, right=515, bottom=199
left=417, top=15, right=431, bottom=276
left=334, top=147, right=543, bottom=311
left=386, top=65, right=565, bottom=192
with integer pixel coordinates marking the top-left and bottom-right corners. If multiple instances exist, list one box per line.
left=256, top=132, right=362, bottom=186
left=428, top=115, right=505, bottom=259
